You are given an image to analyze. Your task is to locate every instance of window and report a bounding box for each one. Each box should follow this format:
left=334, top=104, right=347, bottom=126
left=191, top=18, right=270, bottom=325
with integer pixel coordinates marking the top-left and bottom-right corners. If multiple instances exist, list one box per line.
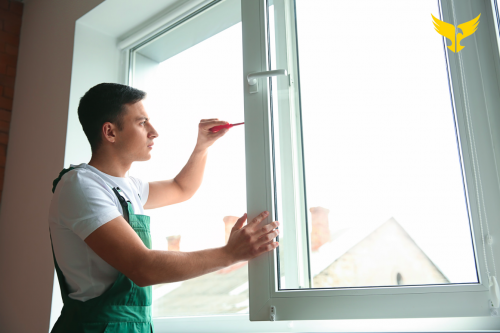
left=274, top=0, right=477, bottom=290
left=244, top=0, right=500, bottom=322
left=128, top=0, right=250, bottom=318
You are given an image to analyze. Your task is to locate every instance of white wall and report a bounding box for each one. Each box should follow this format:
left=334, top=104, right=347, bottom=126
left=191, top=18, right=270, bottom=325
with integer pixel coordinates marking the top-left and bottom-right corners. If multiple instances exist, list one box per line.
left=0, top=1, right=105, bottom=332
left=64, top=22, right=121, bottom=167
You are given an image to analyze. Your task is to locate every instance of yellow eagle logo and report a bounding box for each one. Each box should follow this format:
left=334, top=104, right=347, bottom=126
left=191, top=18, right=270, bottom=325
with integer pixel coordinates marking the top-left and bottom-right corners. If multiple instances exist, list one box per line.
left=432, top=13, right=480, bottom=53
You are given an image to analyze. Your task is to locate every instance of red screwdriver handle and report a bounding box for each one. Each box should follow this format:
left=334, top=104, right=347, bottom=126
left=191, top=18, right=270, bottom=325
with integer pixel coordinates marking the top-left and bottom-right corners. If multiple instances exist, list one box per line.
left=210, top=124, right=232, bottom=133
left=209, top=122, right=244, bottom=133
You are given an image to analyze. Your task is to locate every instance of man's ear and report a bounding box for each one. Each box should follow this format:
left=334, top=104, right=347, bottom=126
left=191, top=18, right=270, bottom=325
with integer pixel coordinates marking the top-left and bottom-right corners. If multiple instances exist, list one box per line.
left=102, top=122, right=117, bottom=143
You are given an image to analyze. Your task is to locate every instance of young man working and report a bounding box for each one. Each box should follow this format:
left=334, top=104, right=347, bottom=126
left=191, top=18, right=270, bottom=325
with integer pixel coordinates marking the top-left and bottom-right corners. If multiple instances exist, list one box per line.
left=49, top=83, right=280, bottom=332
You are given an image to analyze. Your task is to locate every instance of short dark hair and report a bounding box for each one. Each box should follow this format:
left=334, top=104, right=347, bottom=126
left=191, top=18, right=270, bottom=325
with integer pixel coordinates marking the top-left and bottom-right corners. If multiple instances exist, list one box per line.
left=78, top=83, right=146, bottom=151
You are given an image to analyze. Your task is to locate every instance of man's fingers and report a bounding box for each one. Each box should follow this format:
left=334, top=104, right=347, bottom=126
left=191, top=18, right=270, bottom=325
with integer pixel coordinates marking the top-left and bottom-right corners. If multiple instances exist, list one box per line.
left=255, top=228, right=279, bottom=248
left=200, top=118, right=219, bottom=122
left=249, top=211, right=269, bottom=227
left=257, top=241, right=279, bottom=255
left=232, top=213, right=247, bottom=231
left=261, top=221, right=279, bottom=234
left=200, top=120, right=228, bottom=129
left=216, top=128, right=229, bottom=135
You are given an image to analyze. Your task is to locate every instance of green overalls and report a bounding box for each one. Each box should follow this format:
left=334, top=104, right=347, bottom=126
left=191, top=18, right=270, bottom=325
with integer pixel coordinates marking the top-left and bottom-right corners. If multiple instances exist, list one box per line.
left=50, top=167, right=154, bottom=333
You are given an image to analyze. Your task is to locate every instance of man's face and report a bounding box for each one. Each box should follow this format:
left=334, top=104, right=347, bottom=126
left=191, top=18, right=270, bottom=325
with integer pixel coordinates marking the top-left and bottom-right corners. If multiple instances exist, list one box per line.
left=115, top=100, right=158, bottom=162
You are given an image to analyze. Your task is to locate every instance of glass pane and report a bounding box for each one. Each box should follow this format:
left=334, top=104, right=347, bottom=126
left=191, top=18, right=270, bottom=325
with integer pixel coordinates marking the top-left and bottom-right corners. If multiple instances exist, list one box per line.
left=130, top=7, right=249, bottom=316
left=270, top=0, right=478, bottom=290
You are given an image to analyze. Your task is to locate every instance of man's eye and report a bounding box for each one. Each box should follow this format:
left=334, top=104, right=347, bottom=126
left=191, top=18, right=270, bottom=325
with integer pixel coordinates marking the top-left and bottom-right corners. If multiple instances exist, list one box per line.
left=141, top=122, right=146, bottom=125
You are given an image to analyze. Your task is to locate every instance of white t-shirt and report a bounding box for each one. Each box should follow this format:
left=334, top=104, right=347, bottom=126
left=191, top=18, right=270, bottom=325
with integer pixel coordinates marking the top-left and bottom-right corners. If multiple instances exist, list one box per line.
left=48, top=163, right=149, bottom=301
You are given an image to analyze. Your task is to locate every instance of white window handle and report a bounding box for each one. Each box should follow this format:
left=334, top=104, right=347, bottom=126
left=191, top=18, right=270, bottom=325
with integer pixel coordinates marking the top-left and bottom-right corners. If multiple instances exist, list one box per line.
left=247, top=69, right=288, bottom=93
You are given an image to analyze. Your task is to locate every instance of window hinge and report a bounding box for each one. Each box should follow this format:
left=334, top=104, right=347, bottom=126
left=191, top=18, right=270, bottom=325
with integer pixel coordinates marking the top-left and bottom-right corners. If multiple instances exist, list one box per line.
left=288, top=74, right=293, bottom=87
left=270, top=305, right=276, bottom=321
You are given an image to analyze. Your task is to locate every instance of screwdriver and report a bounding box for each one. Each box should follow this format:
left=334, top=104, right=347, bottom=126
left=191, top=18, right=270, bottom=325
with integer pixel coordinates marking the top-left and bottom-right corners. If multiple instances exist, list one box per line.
left=209, top=122, right=245, bottom=133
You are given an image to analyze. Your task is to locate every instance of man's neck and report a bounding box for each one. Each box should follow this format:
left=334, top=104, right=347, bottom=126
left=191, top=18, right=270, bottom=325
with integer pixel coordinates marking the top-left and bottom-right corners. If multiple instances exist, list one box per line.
left=88, top=151, right=132, bottom=178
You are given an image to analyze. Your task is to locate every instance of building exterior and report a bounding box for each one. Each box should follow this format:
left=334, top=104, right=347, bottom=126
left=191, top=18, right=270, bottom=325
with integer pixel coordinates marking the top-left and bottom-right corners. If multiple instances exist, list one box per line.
left=313, top=217, right=449, bottom=288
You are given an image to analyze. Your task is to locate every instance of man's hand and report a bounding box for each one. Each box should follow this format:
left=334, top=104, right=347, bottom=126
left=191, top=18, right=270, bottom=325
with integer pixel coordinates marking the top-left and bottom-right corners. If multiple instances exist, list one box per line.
left=223, top=211, right=280, bottom=264
left=84, top=211, right=279, bottom=287
left=195, top=118, right=230, bottom=151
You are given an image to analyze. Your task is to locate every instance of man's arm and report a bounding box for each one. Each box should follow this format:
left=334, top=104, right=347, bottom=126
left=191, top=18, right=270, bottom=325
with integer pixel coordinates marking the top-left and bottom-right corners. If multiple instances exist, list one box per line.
left=144, top=147, right=208, bottom=209
left=144, top=119, right=228, bottom=210
left=84, top=211, right=279, bottom=287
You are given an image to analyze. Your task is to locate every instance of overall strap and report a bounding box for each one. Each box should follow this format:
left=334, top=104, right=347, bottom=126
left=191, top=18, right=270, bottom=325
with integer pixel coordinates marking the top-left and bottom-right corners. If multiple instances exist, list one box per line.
left=49, top=233, right=71, bottom=301
left=111, top=187, right=131, bottom=224
left=51, top=166, right=133, bottom=224
left=52, top=167, right=75, bottom=193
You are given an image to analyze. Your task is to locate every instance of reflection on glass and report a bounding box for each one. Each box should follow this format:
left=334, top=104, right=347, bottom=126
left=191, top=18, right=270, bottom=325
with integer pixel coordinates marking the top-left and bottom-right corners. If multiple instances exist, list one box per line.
left=130, top=23, right=249, bottom=316
left=271, top=0, right=478, bottom=289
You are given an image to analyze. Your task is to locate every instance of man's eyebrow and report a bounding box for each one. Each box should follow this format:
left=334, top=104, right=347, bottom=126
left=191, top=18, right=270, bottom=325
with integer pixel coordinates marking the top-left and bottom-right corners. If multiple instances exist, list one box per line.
left=136, top=116, right=149, bottom=121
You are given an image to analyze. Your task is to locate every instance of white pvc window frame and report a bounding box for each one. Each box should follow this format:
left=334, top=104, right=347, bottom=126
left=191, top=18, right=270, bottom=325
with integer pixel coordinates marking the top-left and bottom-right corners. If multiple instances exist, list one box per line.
left=243, top=0, right=500, bottom=323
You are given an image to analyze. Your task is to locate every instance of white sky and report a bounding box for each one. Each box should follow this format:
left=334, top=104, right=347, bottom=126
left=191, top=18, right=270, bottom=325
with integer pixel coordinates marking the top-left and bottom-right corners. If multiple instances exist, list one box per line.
left=130, top=23, right=247, bottom=253
left=130, top=0, right=477, bottom=287
left=292, top=0, right=477, bottom=283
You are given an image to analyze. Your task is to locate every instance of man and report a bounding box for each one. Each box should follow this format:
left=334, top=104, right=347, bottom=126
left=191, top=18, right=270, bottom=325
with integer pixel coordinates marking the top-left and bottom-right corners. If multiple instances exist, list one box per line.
left=49, top=83, right=279, bottom=332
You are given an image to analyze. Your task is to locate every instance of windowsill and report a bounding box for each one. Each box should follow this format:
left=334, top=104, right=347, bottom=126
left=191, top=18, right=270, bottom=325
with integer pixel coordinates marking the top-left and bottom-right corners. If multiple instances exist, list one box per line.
left=152, top=314, right=500, bottom=332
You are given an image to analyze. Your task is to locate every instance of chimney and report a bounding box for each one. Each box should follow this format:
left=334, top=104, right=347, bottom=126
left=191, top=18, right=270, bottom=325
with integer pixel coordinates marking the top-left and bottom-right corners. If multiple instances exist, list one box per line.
left=310, top=206, right=331, bottom=251
left=167, top=235, right=181, bottom=251
left=223, top=216, right=240, bottom=244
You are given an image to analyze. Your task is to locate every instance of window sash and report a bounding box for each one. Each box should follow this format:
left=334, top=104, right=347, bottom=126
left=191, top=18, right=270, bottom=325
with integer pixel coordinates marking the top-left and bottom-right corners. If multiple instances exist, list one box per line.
left=244, top=0, right=500, bottom=321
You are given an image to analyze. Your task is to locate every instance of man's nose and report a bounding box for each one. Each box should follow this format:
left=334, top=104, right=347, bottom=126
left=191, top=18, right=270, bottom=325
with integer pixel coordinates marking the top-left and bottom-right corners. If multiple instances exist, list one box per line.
left=149, top=125, right=159, bottom=138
